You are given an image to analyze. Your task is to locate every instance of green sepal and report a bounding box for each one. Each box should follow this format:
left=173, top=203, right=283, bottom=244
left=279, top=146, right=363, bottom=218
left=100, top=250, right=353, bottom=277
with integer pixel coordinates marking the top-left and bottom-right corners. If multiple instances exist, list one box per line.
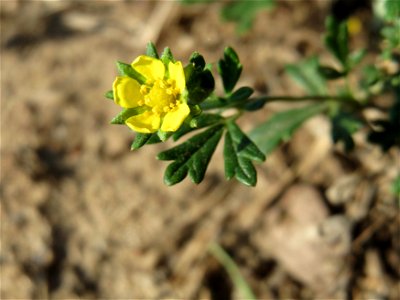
left=157, top=130, right=173, bottom=142
left=110, top=107, right=144, bottom=124
left=218, top=47, right=243, bottom=94
left=116, top=61, right=146, bottom=84
left=157, top=124, right=224, bottom=185
left=318, top=65, right=346, bottom=80
left=224, top=129, right=258, bottom=187
left=161, top=47, right=174, bottom=66
left=324, top=16, right=349, bottom=69
left=146, top=42, right=159, bottom=58
left=105, top=90, right=114, bottom=100
left=172, top=113, right=224, bottom=141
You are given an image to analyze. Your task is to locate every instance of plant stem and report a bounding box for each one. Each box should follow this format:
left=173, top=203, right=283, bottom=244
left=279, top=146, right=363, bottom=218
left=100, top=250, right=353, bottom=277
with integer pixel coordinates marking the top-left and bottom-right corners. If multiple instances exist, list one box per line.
left=201, top=94, right=361, bottom=111
left=208, top=242, right=257, bottom=300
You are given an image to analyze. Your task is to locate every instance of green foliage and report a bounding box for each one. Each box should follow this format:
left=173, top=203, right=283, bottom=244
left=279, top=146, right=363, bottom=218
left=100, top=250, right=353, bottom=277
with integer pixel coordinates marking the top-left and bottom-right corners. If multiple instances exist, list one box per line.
left=368, top=88, right=400, bottom=151
left=221, top=0, right=275, bottom=34
left=131, top=133, right=159, bottom=150
left=172, top=113, right=224, bottom=141
left=185, top=52, right=215, bottom=105
left=250, top=104, right=327, bottom=155
left=286, top=56, right=327, bottom=95
left=181, top=0, right=275, bottom=33
left=158, top=125, right=224, bottom=185
left=218, top=47, right=243, bottom=94
left=331, top=111, right=363, bottom=151
left=224, top=121, right=265, bottom=186
left=324, top=16, right=349, bottom=69
left=107, top=5, right=400, bottom=186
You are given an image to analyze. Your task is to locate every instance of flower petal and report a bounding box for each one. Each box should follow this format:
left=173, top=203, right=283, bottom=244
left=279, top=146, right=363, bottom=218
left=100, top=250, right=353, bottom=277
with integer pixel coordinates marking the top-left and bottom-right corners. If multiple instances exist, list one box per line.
left=161, top=102, right=190, bottom=132
left=168, top=61, right=185, bottom=92
left=131, top=55, right=165, bottom=82
left=125, top=111, right=161, bottom=133
left=113, top=76, right=143, bottom=108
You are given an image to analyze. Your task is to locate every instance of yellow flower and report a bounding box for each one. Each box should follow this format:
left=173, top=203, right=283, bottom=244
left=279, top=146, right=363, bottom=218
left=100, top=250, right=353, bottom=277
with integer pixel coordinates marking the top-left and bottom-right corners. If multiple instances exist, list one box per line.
left=113, top=55, right=190, bottom=133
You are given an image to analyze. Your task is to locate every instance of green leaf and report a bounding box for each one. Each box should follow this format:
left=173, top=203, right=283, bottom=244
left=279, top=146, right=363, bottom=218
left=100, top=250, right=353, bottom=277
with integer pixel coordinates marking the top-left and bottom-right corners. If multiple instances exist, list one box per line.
left=116, top=61, right=146, bottom=84
left=189, top=52, right=206, bottom=70
left=105, top=90, right=114, bottom=100
left=224, top=132, right=257, bottom=186
left=221, top=0, right=275, bottom=33
left=324, top=16, right=349, bottom=68
left=318, top=65, right=346, bottom=80
left=172, top=113, right=224, bottom=141
left=249, top=103, right=327, bottom=155
left=218, top=47, right=243, bottom=94
left=229, top=87, right=254, bottom=102
left=226, top=121, right=265, bottom=162
left=131, top=133, right=152, bottom=150
left=285, top=56, right=327, bottom=95
left=146, top=42, right=159, bottom=58
left=348, top=48, right=366, bottom=68
left=110, top=107, right=144, bottom=124
left=131, top=133, right=162, bottom=150
left=185, top=67, right=215, bottom=105
left=224, top=121, right=265, bottom=186
left=331, top=111, right=363, bottom=151
left=158, top=125, right=224, bottom=185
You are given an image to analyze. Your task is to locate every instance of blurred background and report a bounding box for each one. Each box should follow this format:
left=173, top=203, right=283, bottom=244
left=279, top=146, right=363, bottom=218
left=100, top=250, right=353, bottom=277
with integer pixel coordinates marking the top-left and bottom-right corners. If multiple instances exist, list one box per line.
left=1, top=1, right=399, bottom=299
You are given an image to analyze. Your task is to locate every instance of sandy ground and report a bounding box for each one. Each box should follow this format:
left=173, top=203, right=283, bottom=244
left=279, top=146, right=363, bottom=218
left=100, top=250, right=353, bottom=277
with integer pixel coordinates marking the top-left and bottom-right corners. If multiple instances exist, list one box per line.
left=1, top=1, right=399, bottom=299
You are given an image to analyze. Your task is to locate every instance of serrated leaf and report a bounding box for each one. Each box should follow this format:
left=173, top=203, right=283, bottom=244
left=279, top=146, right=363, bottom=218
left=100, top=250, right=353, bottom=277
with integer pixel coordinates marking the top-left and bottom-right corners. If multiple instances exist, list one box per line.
left=249, top=103, right=327, bottom=155
left=158, top=125, right=224, bottom=185
left=224, top=129, right=258, bottom=186
left=226, top=121, right=265, bottom=162
left=221, top=0, right=275, bottom=33
left=218, top=47, right=243, bottom=94
left=105, top=90, right=114, bottom=100
left=146, top=42, right=159, bottom=58
left=324, top=16, right=349, bottom=68
left=116, top=61, right=146, bottom=84
left=285, top=56, right=327, bottom=95
left=331, top=111, right=363, bottom=151
left=111, top=107, right=143, bottom=124
left=172, top=113, right=224, bottom=141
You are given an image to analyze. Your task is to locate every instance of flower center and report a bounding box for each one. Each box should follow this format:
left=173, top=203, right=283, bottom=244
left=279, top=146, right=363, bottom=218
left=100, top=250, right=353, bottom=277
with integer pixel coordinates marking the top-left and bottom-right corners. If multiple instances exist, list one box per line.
left=138, top=79, right=181, bottom=114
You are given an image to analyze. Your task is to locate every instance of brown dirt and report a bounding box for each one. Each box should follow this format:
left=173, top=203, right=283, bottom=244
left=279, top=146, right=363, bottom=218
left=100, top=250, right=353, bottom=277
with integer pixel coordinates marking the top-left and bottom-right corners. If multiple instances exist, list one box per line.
left=1, top=1, right=399, bottom=299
